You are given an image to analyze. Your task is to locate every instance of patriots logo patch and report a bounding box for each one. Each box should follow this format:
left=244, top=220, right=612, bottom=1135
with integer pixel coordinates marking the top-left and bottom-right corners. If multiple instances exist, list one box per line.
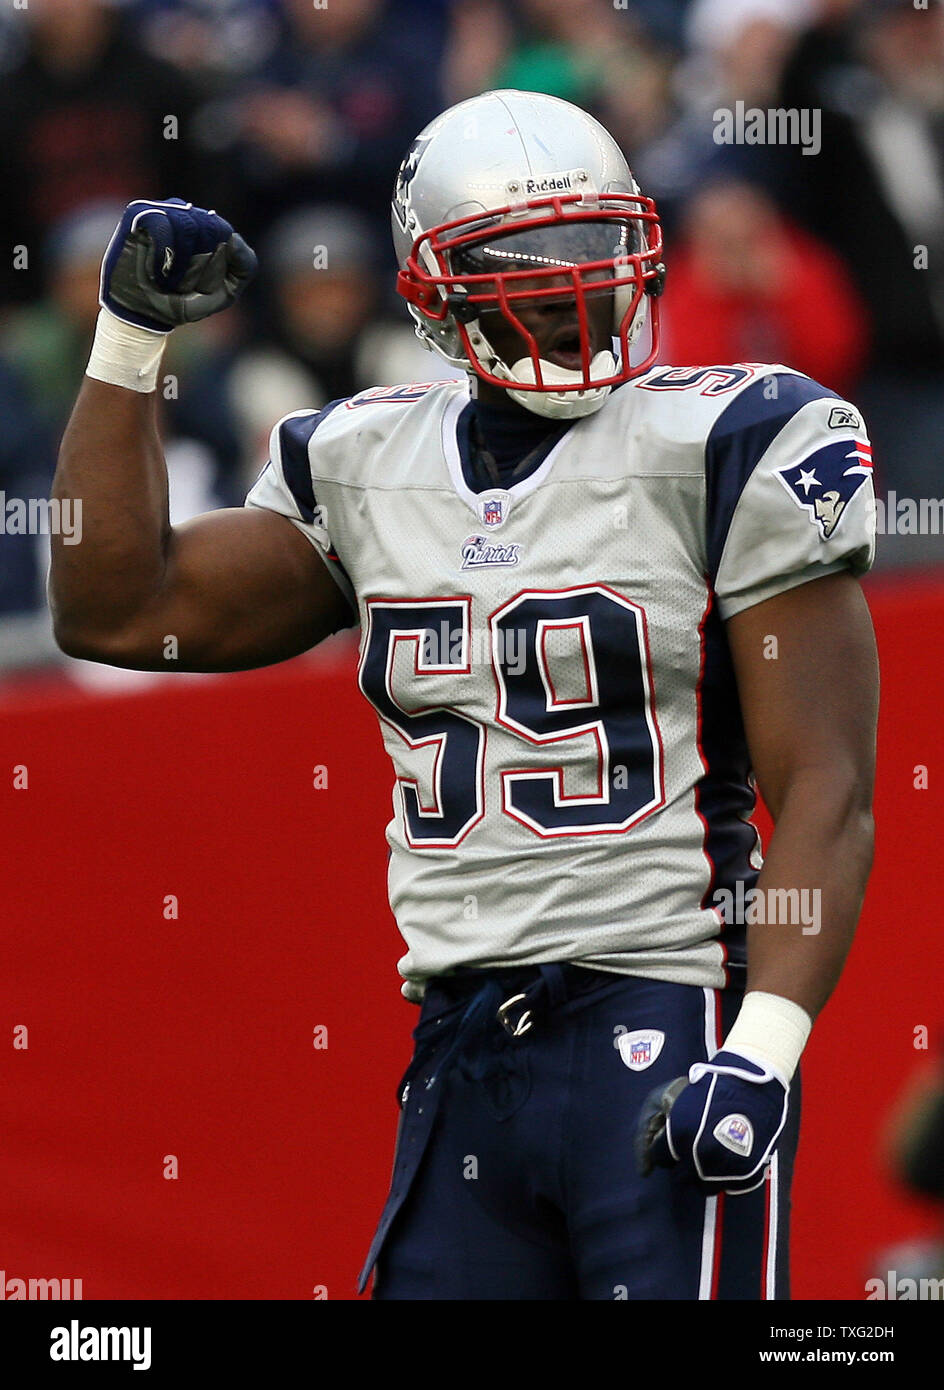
left=776, top=438, right=873, bottom=539
left=460, top=535, right=521, bottom=569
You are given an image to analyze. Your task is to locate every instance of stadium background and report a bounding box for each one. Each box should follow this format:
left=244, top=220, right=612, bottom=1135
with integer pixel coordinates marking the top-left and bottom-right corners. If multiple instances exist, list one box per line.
left=2, top=0, right=943, bottom=1299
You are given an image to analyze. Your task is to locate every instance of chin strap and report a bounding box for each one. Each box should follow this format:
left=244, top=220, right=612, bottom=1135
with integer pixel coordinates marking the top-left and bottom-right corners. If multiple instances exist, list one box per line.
left=466, top=320, right=616, bottom=420
left=500, top=349, right=617, bottom=420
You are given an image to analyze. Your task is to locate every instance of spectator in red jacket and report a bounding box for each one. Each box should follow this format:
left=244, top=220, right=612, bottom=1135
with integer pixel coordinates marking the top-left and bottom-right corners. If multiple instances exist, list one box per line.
left=660, top=179, right=869, bottom=398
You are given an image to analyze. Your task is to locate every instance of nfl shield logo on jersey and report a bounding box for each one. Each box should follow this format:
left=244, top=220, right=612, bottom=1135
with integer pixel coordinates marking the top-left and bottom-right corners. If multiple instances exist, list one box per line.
left=617, top=1028, right=665, bottom=1071
left=477, top=490, right=512, bottom=529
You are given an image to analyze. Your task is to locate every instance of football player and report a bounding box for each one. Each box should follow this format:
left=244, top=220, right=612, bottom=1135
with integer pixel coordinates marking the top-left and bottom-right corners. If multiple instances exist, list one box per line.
left=49, top=90, right=878, bottom=1300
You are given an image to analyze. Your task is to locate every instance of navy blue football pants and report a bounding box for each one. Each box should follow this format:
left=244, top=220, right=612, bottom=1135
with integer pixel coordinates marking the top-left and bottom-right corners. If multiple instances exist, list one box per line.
left=360, top=964, right=800, bottom=1300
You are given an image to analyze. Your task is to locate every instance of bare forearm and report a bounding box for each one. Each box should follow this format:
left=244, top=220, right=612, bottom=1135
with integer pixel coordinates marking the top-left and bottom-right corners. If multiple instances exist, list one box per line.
left=50, top=378, right=170, bottom=644
left=745, top=771, right=875, bottom=1019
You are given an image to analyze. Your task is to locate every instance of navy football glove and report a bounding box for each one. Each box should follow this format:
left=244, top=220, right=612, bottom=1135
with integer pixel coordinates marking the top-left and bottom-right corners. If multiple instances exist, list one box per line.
left=636, top=1050, right=789, bottom=1195
left=100, top=198, right=257, bottom=333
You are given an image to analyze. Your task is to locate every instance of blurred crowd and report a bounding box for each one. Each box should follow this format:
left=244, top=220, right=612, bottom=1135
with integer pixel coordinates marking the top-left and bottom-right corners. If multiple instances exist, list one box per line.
left=1, top=0, right=943, bottom=651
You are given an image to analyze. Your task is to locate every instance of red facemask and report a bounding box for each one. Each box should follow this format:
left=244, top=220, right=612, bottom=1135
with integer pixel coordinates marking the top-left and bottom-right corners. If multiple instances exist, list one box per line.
left=397, top=190, right=666, bottom=396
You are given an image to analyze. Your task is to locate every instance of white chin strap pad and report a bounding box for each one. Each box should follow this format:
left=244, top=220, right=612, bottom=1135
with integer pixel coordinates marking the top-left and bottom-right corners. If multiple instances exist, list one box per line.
left=500, top=349, right=616, bottom=420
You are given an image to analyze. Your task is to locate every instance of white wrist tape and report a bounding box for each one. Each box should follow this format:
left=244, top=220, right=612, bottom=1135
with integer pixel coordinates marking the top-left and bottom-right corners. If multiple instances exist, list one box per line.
left=720, top=991, right=812, bottom=1084
left=86, top=307, right=167, bottom=393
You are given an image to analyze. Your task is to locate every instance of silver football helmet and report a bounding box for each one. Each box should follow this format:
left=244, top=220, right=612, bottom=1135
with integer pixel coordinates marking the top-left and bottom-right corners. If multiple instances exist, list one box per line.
left=392, top=89, right=665, bottom=420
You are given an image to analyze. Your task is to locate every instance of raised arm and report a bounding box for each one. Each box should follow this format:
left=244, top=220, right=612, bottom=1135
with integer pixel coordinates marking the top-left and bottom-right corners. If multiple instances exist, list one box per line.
left=48, top=200, right=352, bottom=672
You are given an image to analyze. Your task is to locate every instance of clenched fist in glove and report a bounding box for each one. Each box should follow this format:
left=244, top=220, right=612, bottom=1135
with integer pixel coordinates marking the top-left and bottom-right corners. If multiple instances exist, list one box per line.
left=636, top=991, right=811, bottom=1197
left=88, top=198, right=257, bottom=391
left=636, top=1050, right=790, bottom=1195
left=101, top=198, right=257, bottom=332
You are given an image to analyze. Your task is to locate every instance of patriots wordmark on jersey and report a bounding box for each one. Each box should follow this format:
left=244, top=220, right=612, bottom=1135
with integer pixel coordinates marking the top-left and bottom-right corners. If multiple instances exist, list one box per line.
left=245, top=363, right=875, bottom=1003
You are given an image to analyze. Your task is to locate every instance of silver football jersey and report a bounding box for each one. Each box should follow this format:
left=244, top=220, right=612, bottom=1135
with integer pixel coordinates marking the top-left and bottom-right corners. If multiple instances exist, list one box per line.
left=246, top=365, right=875, bottom=1000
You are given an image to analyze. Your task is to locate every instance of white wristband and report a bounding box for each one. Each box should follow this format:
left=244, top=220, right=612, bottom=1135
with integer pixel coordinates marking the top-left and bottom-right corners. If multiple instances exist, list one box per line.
left=85, top=307, right=167, bottom=393
left=720, top=991, right=812, bottom=1084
